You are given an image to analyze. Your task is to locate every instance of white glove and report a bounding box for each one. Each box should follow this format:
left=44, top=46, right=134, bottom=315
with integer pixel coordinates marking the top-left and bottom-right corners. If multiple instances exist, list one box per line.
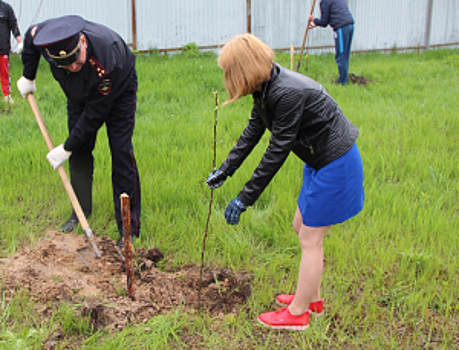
left=46, top=144, right=71, bottom=170
left=16, top=42, right=23, bottom=54
left=17, top=76, right=37, bottom=98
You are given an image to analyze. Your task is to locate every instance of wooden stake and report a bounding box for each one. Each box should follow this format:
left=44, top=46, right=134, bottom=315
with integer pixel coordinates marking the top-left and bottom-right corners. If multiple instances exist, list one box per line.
left=131, top=0, right=137, bottom=50
left=121, top=193, right=136, bottom=301
left=290, top=44, right=294, bottom=70
left=297, top=0, right=316, bottom=71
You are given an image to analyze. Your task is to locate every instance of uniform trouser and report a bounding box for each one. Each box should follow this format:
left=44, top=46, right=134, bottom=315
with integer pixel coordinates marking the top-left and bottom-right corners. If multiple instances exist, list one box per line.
left=67, top=74, right=141, bottom=238
left=0, top=54, right=10, bottom=97
left=334, top=24, right=354, bottom=85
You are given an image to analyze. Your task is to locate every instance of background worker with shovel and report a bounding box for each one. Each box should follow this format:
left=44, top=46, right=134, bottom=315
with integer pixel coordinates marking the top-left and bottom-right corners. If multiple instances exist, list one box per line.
left=308, top=0, right=354, bottom=85
left=17, top=15, right=141, bottom=247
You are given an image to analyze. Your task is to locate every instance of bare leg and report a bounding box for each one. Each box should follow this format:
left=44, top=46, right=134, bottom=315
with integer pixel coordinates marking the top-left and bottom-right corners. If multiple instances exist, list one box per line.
left=289, top=207, right=329, bottom=315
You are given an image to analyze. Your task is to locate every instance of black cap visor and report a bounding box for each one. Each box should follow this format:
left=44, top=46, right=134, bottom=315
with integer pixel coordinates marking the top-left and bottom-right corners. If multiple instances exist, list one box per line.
left=44, top=34, right=83, bottom=67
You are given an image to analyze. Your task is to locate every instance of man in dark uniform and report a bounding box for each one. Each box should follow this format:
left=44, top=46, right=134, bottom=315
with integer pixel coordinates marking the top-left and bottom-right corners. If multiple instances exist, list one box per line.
left=0, top=0, right=22, bottom=103
left=308, top=0, right=354, bottom=85
left=17, top=15, right=141, bottom=246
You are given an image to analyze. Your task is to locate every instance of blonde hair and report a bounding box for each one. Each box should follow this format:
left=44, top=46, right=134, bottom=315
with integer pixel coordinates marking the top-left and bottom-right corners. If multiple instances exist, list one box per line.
left=218, top=34, right=274, bottom=105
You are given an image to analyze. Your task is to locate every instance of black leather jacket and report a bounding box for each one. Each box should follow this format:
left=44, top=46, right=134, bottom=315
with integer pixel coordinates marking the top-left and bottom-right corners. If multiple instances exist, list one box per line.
left=219, top=63, right=358, bottom=207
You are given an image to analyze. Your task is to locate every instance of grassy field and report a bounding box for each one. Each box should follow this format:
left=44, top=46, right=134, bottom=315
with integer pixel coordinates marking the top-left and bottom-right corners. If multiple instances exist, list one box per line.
left=0, top=47, right=458, bottom=349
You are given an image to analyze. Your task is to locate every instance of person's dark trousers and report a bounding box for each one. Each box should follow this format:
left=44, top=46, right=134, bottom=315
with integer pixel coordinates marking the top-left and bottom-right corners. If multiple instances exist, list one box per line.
left=67, top=72, right=141, bottom=239
left=107, top=73, right=141, bottom=239
left=334, top=24, right=354, bottom=84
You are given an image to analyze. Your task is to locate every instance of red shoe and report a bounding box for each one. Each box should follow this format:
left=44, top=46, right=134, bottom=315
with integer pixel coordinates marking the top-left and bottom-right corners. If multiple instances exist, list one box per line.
left=276, top=295, right=325, bottom=316
left=258, top=306, right=310, bottom=331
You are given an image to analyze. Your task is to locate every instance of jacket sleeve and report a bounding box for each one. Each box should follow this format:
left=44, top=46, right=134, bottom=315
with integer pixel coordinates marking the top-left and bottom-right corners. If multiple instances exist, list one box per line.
left=237, top=88, right=304, bottom=206
left=7, top=5, right=20, bottom=38
left=21, top=26, right=42, bottom=80
left=314, top=0, right=331, bottom=28
left=219, top=105, right=266, bottom=177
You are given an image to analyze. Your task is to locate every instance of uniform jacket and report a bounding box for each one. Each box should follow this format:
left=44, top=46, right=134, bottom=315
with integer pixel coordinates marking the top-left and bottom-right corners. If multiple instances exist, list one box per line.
left=0, top=0, right=20, bottom=54
left=219, top=63, right=358, bottom=207
left=22, top=20, right=136, bottom=151
left=314, top=0, right=354, bottom=31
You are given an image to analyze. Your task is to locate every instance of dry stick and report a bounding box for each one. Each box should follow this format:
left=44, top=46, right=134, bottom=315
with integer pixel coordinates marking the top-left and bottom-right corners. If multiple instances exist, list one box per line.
left=199, top=91, right=218, bottom=311
left=121, top=193, right=136, bottom=301
left=296, top=0, right=317, bottom=71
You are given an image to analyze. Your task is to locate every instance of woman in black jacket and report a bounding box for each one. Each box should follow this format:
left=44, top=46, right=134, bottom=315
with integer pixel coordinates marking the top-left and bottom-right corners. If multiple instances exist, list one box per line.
left=207, top=33, right=364, bottom=330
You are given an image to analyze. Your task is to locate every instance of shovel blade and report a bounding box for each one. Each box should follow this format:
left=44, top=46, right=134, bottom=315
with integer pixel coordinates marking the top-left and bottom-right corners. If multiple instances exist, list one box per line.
left=83, top=227, right=101, bottom=258
left=77, top=246, right=99, bottom=275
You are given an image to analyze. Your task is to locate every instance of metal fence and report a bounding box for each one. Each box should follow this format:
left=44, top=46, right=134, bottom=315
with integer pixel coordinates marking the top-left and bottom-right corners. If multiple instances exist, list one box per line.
left=7, top=0, right=459, bottom=54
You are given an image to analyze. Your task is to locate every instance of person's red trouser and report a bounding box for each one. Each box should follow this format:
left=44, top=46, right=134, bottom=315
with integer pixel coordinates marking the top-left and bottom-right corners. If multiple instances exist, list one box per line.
left=0, top=54, right=10, bottom=97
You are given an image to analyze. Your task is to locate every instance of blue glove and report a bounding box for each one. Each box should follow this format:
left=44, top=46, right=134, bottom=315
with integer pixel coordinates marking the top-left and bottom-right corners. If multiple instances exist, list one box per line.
left=206, top=169, right=227, bottom=189
left=224, top=197, right=247, bottom=225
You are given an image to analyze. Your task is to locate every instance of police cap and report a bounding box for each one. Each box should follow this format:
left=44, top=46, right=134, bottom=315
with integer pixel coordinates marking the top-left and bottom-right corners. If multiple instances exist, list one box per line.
left=34, top=15, right=85, bottom=66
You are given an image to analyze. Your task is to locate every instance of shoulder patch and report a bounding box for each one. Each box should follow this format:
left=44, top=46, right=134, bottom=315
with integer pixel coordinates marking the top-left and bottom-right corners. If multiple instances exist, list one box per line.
left=98, top=79, right=112, bottom=95
left=88, top=56, right=108, bottom=79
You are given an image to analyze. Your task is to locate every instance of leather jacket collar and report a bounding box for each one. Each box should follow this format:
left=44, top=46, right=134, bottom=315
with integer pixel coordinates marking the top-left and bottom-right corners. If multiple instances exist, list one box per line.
left=253, top=63, right=280, bottom=102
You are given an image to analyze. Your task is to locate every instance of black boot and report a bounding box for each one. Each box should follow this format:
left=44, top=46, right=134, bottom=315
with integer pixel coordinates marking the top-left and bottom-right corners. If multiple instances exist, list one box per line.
left=60, top=208, right=93, bottom=232
left=60, top=211, right=79, bottom=233
left=117, top=235, right=136, bottom=249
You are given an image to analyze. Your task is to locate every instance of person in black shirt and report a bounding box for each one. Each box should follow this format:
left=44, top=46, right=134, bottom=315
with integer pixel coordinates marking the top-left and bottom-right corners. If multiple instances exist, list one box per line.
left=17, top=15, right=141, bottom=247
left=308, top=0, right=354, bottom=85
left=0, top=0, right=22, bottom=103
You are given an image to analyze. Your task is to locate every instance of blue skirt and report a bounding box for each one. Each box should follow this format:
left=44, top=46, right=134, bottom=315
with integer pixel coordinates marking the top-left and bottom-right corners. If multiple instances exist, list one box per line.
left=297, top=143, right=364, bottom=227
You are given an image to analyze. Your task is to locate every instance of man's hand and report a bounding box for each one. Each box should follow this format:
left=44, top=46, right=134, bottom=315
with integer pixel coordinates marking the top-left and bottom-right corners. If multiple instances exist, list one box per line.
left=308, top=14, right=316, bottom=29
left=46, top=144, right=71, bottom=170
left=16, top=42, right=23, bottom=54
left=17, top=76, right=36, bottom=98
left=224, top=197, right=247, bottom=225
left=206, top=168, right=227, bottom=189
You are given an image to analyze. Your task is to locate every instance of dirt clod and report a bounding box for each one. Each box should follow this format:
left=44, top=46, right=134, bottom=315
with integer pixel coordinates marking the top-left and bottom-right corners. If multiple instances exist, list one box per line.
left=348, top=73, right=374, bottom=86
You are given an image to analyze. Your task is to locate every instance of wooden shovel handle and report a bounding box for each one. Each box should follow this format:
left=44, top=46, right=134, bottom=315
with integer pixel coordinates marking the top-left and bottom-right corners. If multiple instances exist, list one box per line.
left=297, top=0, right=317, bottom=71
left=27, top=94, right=90, bottom=231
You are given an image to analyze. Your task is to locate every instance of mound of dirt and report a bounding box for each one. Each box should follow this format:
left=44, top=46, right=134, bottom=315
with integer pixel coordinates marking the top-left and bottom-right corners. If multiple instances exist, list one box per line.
left=348, top=73, right=374, bottom=86
left=0, top=231, right=253, bottom=331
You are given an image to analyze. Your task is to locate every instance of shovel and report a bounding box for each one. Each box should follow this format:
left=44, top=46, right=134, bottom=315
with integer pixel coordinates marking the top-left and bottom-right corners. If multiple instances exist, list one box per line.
left=27, top=94, right=101, bottom=260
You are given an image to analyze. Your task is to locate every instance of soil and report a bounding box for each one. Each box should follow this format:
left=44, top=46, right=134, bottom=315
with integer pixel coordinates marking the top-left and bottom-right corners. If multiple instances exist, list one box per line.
left=0, top=231, right=253, bottom=333
left=348, top=73, right=375, bottom=86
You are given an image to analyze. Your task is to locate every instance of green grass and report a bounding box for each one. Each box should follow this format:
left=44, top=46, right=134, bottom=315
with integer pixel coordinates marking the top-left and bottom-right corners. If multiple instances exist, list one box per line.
left=0, top=47, right=458, bottom=348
